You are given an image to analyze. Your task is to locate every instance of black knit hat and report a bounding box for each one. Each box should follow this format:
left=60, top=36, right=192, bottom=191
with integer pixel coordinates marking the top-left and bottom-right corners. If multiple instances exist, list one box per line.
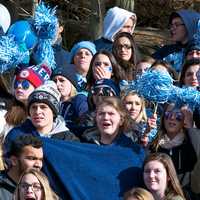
left=51, top=64, right=77, bottom=88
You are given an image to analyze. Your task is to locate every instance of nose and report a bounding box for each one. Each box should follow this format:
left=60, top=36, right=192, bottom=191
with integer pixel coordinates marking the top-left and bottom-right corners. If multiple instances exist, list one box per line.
left=34, top=160, right=42, bottom=170
left=192, top=73, right=197, bottom=80
left=34, top=107, right=42, bottom=114
left=149, top=171, right=155, bottom=178
left=103, top=113, right=110, bottom=120
left=80, top=52, right=86, bottom=58
left=130, top=103, right=136, bottom=110
left=26, top=185, right=34, bottom=193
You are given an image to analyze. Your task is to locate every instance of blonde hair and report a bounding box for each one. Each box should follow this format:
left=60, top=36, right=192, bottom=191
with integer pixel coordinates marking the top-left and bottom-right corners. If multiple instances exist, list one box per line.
left=69, top=83, right=77, bottom=98
left=13, top=168, right=59, bottom=200
left=121, top=90, right=147, bottom=123
left=143, top=153, right=185, bottom=200
left=124, top=187, right=154, bottom=200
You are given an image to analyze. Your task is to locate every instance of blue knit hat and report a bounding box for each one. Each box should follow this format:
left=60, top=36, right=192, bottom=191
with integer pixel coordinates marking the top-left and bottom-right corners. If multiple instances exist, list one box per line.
left=186, top=39, right=200, bottom=55
left=91, top=79, right=120, bottom=96
left=69, top=41, right=96, bottom=63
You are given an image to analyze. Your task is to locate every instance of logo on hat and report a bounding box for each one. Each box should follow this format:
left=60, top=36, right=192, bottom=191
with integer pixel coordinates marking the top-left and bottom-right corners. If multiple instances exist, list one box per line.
left=19, top=70, right=30, bottom=78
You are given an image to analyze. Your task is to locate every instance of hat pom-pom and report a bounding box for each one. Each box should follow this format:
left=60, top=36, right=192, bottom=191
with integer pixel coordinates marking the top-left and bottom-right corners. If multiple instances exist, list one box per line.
left=34, top=1, right=58, bottom=40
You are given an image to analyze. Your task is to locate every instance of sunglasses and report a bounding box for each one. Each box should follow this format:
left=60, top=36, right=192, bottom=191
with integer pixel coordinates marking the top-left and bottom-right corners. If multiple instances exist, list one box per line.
left=14, top=79, right=31, bottom=90
left=164, top=111, right=184, bottom=121
left=91, top=87, right=115, bottom=96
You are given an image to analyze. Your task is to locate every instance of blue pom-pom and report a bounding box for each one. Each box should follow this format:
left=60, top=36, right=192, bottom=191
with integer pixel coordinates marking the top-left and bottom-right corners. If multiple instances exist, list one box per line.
left=33, top=39, right=56, bottom=70
left=170, top=86, right=200, bottom=110
left=34, top=2, right=58, bottom=40
left=0, top=35, right=29, bottom=73
left=135, top=70, right=173, bottom=103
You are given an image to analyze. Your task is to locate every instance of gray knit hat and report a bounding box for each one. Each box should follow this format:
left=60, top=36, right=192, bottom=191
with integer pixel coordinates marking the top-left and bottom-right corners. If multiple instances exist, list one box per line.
left=28, top=80, right=61, bottom=116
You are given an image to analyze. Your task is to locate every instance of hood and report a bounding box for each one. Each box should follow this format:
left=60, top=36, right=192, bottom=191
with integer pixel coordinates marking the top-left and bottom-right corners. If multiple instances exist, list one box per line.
left=103, top=7, right=136, bottom=42
left=170, top=9, right=200, bottom=41
left=41, top=115, right=69, bottom=137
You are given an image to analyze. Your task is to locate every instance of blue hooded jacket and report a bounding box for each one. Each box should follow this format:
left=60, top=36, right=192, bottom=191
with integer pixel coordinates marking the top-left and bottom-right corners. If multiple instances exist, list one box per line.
left=152, top=9, right=200, bottom=72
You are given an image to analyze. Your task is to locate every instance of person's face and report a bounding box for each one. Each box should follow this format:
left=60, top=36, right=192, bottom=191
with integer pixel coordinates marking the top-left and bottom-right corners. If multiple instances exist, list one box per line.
left=73, top=48, right=93, bottom=76
left=92, top=54, right=112, bottom=80
left=96, top=104, right=123, bottom=140
left=164, top=104, right=184, bottom=137
left=136, top=62, right=151, bottom=76
left=14, top=79, right=35, bottom=104
left=11, top=145, right=43, bottom=175
left=54, top=75, right=72, bottom=100
left=124, top=94, right=142, bottom=121
left=116, top=36, right=132, bottom=61
left=119, top=17, right=134, bottom=34
left=30, top=103, right=54, bottom=132
left=183, top=64, right=200, bottom=87
left=19, top=173, right=43, bottom=200
left=170, top=17, right=188, bottom=44
left=143, top=160, right=168, bottom=197
left=186, top=50, right=200, bottom=60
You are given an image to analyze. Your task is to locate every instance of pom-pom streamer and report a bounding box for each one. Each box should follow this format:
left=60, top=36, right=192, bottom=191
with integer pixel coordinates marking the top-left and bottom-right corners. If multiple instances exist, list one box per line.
left=33, top=39, right=56, bottom=70
left=135, top=70, right=174, bottom=103
left=0, top=35, right=29, bottom=73
left=34, top=2, right=58, bottom=40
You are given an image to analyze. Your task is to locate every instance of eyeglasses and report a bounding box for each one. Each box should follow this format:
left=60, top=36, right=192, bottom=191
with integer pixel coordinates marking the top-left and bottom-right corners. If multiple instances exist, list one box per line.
left=20, top=182, right=42, bottom=192
left=116, top=44, right=132, bottom=50
left=91, top=87, right=115, bottom=96
left=164, top=111, right=184, bottom=121
left=169, top=23, right=184, bottom=29
left=14, top=80, right=31, bottom=90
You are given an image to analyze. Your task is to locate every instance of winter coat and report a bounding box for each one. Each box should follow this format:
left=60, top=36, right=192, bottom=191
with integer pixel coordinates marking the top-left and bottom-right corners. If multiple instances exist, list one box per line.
left=60, top=94, right=88, bottom=136
left=191, top=128, right=200, bottom=194
left=3, top=116, right=79, bottom=157
left=152, top=10, right=200, bottom=72
left=0, top=170, right=16, bottom=200
left=53, top=38, right=70, bottom=68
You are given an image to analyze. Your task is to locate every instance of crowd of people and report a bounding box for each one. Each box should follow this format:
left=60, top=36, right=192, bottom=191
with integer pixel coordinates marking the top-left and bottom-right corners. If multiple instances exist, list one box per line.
left=0, top=2, right=200, bottom=200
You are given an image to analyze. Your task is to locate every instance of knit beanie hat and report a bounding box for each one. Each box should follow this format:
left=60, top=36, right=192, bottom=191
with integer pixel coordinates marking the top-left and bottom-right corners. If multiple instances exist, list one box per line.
left=92, top=79, right=120, bottom=96
left=28, top=80, right=61, bottom=116
left=51, top=64, right=77, bottom=88
left=69, top=41, right=96, bottom=63
left=15, top=64, right=52, bottom=88
left=186, top=39, right=200, bottom=55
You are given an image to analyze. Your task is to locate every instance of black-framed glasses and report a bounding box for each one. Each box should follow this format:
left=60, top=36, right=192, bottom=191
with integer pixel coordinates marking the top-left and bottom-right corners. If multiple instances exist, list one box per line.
left=169, top=23, right=184, bottom=29
left=20, top=182, right=42, bottom=192
left=14, top=79, right=31, bottom=90
left=116, top=44, right=132, bottom=50
left=164, top=111, right=184, bottom=121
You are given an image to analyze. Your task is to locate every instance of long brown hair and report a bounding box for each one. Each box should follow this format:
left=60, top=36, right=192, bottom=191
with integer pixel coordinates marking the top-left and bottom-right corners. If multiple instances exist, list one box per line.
left=143, top=153, right=185, bottom=200
left=86, top=50, right=125, bottom=89
left=113, top=32, right=140, bottom=80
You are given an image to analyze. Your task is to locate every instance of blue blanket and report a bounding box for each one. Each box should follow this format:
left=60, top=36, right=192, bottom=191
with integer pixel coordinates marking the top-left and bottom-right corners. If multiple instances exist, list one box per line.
left=42, top=138, right=145, bottom=200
